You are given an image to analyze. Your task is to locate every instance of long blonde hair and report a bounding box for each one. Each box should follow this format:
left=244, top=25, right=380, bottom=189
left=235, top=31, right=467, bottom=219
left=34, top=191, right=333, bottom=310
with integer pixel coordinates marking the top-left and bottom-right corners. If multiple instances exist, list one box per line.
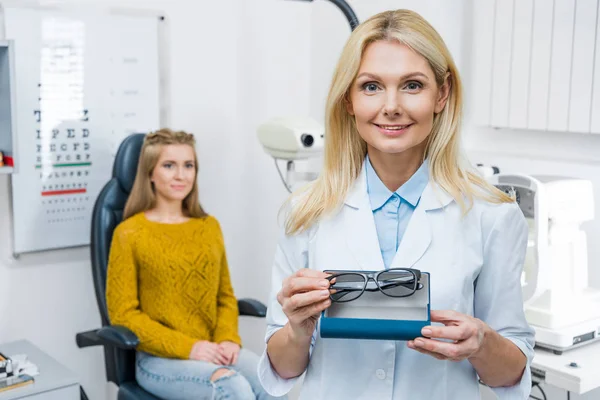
left=285, top=9, right=512, bottom=235
left=123, top=128, right=207, bottom=220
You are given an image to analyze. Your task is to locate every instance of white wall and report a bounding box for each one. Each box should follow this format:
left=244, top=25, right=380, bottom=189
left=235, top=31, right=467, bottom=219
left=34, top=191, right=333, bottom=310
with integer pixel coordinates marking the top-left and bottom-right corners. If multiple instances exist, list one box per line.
left=224, top=0, right=312, bottom=352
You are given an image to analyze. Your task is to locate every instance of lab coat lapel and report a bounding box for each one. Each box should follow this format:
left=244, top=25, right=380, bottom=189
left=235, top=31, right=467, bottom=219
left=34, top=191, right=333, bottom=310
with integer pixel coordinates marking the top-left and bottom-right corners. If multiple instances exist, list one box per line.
left=390, top=182, right=453, bottom=268
left=343, top=166, right=385, bottom=271
left=390, top=204, right=431, bottom=268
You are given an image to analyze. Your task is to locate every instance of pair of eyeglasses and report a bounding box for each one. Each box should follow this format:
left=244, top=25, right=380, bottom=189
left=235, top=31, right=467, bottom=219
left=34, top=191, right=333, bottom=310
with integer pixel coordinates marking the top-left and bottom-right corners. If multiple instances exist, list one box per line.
left=325, top=268, right=423, bottom=303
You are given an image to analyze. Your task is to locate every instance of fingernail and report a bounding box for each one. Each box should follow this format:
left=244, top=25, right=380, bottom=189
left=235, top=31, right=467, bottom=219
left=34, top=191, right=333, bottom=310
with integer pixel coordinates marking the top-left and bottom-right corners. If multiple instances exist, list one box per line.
left=415, top=339, right=425, bottom=346
left=321, top=290, right=330, bottom=296
left=320, top=280, right=330, bottom=288
left=422, top=328, right=432, bottom=336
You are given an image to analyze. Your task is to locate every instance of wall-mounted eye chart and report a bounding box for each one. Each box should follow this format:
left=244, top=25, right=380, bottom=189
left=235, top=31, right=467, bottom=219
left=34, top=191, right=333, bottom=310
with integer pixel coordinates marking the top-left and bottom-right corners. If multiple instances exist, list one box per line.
left=2, top=6, right=165, bottom=254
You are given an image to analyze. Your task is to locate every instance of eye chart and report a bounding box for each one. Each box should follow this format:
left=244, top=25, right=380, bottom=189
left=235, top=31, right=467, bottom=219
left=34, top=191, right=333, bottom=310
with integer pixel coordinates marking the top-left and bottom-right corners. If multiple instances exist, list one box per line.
left=4, top=7, right=163, bottom=254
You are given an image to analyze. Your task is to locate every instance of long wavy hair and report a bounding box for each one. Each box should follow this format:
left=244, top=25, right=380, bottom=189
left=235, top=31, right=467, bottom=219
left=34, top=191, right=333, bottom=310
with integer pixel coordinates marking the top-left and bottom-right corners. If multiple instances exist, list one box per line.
left=285, top=9, right=512, bottom=235
left=123, top=128, right=207, bottom=220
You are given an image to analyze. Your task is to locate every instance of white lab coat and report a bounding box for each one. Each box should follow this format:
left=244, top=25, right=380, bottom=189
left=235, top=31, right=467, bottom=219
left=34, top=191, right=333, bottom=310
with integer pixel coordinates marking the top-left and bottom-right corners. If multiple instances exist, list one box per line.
left=258, top=165, right=535, bottom=400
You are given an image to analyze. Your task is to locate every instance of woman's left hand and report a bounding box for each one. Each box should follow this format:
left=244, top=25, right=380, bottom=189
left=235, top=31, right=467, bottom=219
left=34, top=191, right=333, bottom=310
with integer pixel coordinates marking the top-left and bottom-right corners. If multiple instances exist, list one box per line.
left=407, top=310, right=489, bottom=361
left=218, top=341, right=241, bottom=365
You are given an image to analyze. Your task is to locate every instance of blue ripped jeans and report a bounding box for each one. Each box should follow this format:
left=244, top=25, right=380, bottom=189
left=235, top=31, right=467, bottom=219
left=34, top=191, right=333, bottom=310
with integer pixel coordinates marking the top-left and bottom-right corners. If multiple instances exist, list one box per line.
left=136, top=349, right=285, bottom=400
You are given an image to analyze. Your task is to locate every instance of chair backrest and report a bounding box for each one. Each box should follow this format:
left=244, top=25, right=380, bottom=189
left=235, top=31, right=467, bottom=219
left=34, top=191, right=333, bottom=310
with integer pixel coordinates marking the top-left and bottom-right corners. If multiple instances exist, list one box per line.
left=90, top=133, right=145, bottom=384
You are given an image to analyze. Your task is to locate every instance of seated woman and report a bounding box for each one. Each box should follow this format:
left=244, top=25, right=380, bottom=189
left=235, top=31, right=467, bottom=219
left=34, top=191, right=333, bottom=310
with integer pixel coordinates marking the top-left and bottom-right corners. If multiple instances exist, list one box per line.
left=106, top=129, right=283, bottom=400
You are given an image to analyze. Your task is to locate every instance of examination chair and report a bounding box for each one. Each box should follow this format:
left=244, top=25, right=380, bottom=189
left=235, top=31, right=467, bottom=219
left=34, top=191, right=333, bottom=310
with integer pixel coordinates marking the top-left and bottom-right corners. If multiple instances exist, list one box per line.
left=75, top=133, right=267, bottom=400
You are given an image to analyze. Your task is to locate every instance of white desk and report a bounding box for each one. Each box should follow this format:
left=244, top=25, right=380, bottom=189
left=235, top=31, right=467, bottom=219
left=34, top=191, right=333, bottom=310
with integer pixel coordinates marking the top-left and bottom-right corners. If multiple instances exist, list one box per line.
left=0, top=340, right=79, bottom=400
left=532, top=342, right=600, bottom=395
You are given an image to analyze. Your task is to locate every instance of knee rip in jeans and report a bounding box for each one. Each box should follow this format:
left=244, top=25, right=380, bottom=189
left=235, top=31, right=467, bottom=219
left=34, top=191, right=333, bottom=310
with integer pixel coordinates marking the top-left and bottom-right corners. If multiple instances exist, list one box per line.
left=210, top=367, right=236, bottom=383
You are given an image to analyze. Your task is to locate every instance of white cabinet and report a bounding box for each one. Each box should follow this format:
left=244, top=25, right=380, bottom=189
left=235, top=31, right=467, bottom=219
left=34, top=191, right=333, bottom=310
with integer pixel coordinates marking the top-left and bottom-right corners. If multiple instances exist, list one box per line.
left=0, top=340, right=79, bottom=400
left=472, top=0, right=600, bottom=134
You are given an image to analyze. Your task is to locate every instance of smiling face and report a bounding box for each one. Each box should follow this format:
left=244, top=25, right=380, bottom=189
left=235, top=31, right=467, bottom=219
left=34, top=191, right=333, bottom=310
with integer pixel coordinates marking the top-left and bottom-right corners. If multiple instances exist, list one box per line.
left=150, top=144, right=196, bottom=204
left=347, top=40, right=450, bottom=163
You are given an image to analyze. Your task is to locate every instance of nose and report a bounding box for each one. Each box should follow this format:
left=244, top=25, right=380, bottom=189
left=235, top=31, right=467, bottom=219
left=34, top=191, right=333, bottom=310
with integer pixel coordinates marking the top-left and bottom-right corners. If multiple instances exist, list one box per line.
left=174, top=166, right=184, bottom=180
left=383, top=91, right=402, bottom=117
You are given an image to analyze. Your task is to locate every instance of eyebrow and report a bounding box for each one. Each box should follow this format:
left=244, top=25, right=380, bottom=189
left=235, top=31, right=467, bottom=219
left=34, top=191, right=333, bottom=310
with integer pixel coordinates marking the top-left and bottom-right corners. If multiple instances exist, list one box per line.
left=162, top=159, right=195, bottom=163
left=356, top=72, right=430, bottom=81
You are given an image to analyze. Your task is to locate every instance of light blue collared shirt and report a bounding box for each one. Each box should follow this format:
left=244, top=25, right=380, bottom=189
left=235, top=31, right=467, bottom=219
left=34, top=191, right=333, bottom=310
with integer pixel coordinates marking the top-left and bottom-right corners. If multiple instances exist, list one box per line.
left=365, top=155, right=430, bottom=393
left=365, top=155, right=429, bottom=269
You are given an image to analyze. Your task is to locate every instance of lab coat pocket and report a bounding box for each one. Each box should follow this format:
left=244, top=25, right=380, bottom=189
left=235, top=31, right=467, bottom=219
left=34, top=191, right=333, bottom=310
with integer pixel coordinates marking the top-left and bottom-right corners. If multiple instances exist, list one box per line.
left=422, top=233, right=480, bottom=315
left=312, top=337, right=393, bottom=400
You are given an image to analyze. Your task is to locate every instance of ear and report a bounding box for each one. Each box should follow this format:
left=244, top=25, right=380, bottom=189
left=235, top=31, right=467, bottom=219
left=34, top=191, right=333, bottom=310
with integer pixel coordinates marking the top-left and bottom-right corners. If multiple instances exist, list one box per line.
left=345, top=94, right=355, bottom=116
left=434, top=73, right=451, bottom=114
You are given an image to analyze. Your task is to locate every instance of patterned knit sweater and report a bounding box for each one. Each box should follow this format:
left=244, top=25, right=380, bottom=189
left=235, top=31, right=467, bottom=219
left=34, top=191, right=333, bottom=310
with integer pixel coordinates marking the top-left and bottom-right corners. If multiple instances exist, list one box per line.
left=106, top=212, right=241, bottom=360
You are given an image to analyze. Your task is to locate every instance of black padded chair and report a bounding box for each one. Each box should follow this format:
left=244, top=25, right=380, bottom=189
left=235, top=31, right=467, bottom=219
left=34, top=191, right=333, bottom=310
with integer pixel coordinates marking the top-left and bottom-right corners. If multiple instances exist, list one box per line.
left=75, top=133, right=267, bottom=400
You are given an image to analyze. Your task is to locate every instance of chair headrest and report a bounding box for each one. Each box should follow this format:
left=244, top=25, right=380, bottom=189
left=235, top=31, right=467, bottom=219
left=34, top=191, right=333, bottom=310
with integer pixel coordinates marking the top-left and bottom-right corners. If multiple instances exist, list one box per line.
left=113, top=133, right=146, bottom=194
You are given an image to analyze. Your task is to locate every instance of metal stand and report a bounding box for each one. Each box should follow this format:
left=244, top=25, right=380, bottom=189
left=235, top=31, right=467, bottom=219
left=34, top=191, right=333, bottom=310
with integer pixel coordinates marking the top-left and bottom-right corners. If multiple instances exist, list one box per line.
left=285, top=160, right=318, bottom=190
left=288, top=0, right=359, bottom=31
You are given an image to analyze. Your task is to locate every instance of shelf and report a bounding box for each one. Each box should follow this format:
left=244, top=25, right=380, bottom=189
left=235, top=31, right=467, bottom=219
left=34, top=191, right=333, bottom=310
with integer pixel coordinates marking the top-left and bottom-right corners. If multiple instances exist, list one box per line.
left=0, top=39, right=17, bottom=174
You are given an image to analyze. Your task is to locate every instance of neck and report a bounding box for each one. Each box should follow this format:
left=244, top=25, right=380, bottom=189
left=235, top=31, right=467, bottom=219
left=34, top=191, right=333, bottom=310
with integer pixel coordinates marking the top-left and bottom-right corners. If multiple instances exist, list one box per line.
left=368, top=146, right=425, bottom=192
left=149, top=197, right=186, bottom=222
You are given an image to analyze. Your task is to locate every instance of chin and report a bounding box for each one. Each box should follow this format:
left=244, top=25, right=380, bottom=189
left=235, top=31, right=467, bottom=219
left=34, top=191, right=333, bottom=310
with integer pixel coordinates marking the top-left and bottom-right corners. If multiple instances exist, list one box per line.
left=372, top=141, right=415, bottom=154
left=371, top=136, right=428, bottom=155
left=167, top=193, right=190, bottom=201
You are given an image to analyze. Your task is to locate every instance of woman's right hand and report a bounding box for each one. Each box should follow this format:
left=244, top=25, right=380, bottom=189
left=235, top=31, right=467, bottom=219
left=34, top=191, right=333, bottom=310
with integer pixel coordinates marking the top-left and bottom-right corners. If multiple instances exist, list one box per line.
left=189, top=340, right=229, bottom=365
left=277, top=269, right=332, bottom=341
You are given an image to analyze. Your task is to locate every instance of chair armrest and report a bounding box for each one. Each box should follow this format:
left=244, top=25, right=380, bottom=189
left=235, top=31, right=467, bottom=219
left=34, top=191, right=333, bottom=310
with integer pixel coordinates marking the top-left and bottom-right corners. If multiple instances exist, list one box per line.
left=238, top=298, right=267, bottom=317
left=76, top=325, right=140, bottom=350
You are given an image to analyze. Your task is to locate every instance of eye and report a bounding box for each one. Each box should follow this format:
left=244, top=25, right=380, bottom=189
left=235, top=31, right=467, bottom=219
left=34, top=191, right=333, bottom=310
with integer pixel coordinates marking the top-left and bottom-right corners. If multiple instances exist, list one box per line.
left=163, top=162, right=173, bottom=169
left=362, top=82, right=381, bottom=93
left=404, top=81, right=423, bottom=92
left=185, top=162, right=194, bottom=168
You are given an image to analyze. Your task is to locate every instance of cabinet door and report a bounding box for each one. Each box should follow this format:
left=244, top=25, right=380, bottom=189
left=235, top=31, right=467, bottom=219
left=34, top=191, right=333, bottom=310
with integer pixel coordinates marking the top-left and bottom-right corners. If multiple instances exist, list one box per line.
left=471, top=0, right=495, bottom=126
left=508, top=0, right=534, bottom=129
left=527, top=0, right=554, bottom=131
left=490, top=0, right=514, bottom=128
left=547, top=0, right=576, bottom=132
left=16, top=385, right=79, bottom=400
left=592, top=3, right=600, bottom=134
left=568, top=0, right=597, bottom=133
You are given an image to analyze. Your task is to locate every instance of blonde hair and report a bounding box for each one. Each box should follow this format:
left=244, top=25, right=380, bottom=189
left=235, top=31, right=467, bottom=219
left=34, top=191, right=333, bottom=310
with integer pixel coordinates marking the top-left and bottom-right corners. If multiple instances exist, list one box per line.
left=285, top=9, right=512, bottom=235
left=123, top=128, right=207, bottom=220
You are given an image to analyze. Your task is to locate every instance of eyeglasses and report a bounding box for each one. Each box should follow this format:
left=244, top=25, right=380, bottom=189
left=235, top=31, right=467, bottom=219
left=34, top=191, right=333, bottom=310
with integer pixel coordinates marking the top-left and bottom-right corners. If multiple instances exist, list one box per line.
left=325, top=268, right=423, bottom=303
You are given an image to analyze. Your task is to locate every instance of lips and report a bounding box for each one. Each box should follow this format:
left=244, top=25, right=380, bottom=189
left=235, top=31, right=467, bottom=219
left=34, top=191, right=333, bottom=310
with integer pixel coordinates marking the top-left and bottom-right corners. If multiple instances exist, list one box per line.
left=374, top=123, right=413, bottom=136
left=374, top=123, right=413, bottom=130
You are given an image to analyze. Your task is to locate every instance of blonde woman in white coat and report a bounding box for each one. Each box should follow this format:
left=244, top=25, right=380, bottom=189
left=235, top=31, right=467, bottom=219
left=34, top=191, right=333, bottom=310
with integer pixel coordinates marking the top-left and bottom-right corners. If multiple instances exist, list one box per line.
left=258, top=9, right=534, bottom=400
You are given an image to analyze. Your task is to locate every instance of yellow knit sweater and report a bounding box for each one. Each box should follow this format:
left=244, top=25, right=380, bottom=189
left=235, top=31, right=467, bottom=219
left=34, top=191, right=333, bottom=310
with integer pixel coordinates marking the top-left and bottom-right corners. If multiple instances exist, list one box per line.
left=106, top=212, right=241, bottom=360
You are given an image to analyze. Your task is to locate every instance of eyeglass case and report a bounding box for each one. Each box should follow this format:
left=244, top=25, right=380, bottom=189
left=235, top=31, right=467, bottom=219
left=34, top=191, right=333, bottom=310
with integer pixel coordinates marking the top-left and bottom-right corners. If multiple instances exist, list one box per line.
left=319, top=271, right=430, bottom=341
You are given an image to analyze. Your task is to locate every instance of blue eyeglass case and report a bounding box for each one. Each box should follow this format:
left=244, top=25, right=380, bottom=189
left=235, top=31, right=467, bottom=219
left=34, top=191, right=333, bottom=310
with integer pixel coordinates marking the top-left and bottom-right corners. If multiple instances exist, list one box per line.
left=319, top=270, right=430, bottom=341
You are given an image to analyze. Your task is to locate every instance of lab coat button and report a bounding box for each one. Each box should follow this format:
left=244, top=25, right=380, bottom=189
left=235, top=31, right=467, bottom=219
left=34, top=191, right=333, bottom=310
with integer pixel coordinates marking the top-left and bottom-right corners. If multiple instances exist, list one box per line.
left=376, top=369, right=386, bottom=380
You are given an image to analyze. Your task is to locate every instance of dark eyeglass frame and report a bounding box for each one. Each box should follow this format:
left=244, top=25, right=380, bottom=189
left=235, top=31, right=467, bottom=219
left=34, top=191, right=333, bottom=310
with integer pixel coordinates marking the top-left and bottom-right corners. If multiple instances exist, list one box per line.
left=325, top=268, right=423, bottom=303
